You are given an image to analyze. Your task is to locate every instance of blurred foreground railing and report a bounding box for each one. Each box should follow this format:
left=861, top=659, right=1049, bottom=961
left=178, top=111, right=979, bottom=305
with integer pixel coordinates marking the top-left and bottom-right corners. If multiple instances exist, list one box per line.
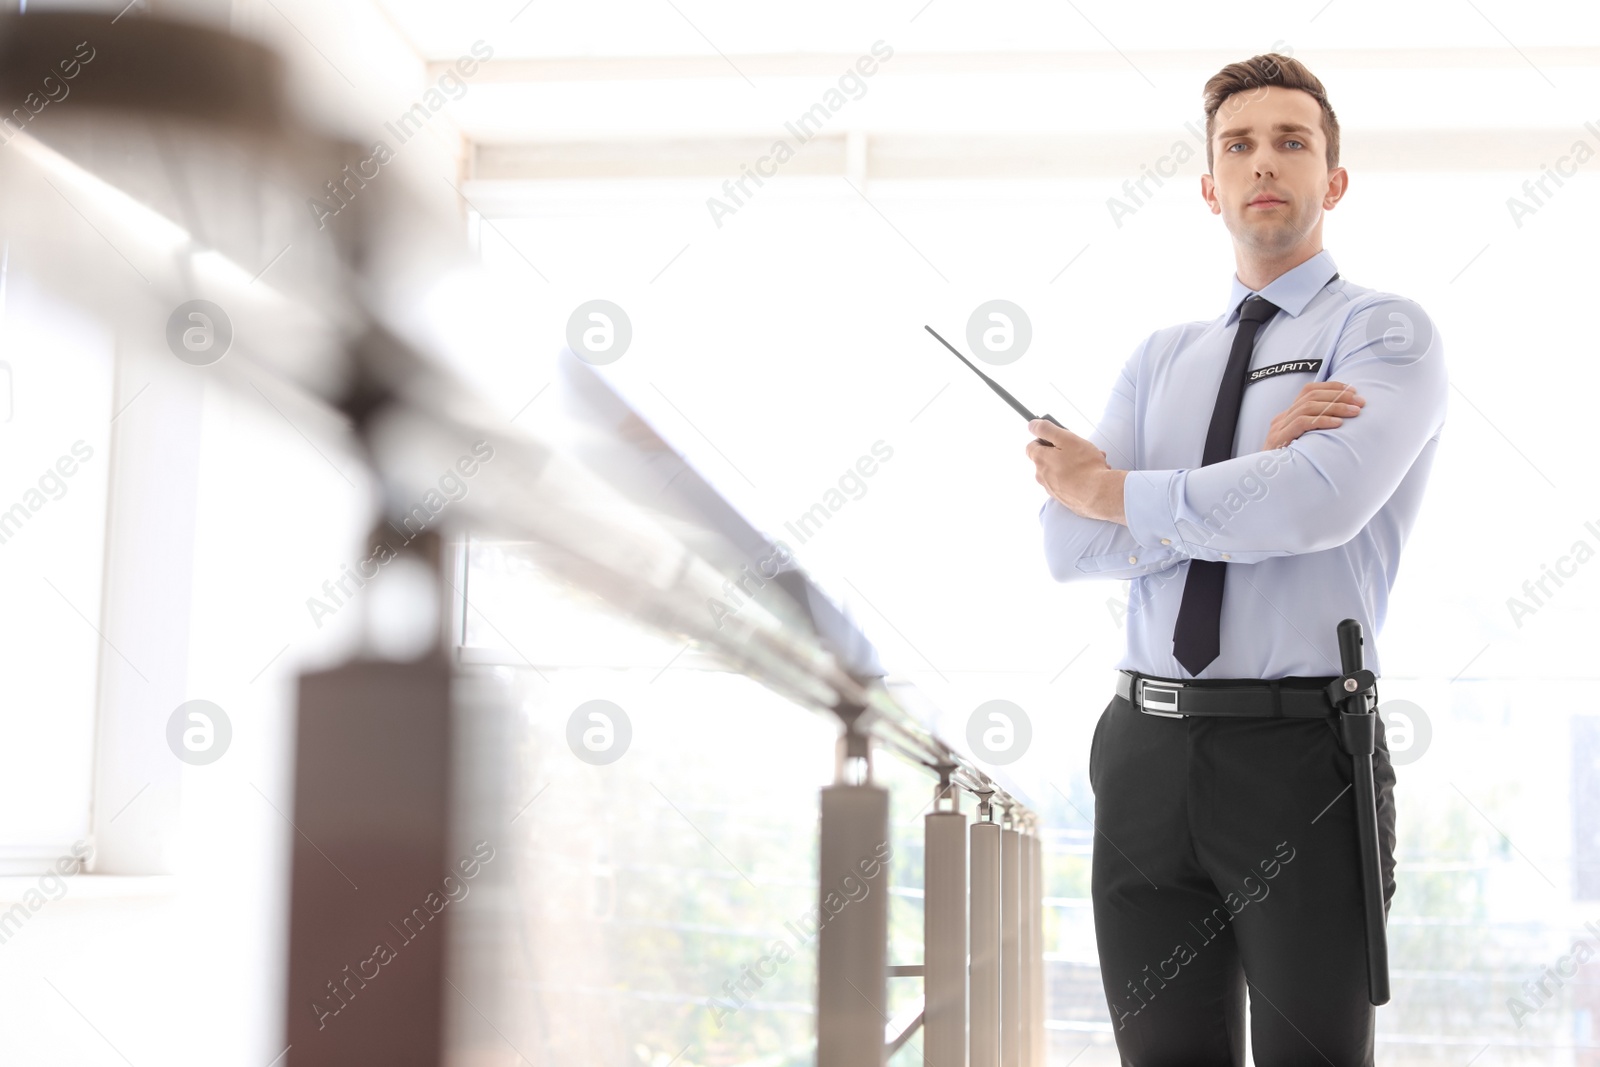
left=0, top=12, right=1045, bottom=1065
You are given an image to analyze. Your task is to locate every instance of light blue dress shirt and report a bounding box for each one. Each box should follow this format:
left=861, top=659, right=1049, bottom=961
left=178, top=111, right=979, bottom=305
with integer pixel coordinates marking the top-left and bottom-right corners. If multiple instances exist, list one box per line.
left=1039, top=249, right=1447, bottom=680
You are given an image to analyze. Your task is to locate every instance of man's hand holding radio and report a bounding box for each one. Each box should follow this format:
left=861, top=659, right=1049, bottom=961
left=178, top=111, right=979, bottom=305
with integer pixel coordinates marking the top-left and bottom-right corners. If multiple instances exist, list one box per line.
left=1026, top=420, right=1124, bottom=524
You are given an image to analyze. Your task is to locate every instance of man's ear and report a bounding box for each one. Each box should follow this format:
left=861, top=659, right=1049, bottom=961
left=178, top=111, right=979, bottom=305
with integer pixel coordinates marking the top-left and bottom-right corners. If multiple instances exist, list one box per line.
left=1323, top=166, right=1349, bottom=211
left=1200, top=173, right=1221, bottom=215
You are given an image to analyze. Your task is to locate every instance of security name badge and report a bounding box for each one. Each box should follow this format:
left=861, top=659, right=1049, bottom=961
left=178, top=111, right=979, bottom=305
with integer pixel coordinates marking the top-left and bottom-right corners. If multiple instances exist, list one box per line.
left=1247, top=358, right=1324, bottom=385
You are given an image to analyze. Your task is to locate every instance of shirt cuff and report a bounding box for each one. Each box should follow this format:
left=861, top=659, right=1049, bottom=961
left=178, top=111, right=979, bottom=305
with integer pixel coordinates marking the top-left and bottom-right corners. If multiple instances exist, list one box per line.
left=1123, top=469, right=1185, bottom=552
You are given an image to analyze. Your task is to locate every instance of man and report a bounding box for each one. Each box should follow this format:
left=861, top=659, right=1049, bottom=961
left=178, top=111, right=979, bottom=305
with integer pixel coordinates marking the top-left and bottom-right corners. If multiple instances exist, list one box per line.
left=1026, top=54, right=1446, bottom=1064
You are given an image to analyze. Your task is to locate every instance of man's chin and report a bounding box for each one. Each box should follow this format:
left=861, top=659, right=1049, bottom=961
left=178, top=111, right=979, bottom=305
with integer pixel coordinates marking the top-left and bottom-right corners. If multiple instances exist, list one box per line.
left=1228, top=217, right=1305, bottom=254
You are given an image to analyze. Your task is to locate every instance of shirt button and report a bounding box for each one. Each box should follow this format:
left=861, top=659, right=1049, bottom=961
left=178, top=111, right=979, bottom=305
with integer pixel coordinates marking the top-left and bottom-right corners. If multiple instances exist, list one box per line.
left=1222, top=553, right=1232, bottom=560
left=1128, top=554, right=1138, bottom=564
left=1160, top=538, right=1171, bottom=546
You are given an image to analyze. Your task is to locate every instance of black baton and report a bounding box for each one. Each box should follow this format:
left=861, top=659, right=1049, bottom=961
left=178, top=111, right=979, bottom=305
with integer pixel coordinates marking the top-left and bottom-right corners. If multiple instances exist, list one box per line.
left=1325, top=618, right=1390, bottom=1006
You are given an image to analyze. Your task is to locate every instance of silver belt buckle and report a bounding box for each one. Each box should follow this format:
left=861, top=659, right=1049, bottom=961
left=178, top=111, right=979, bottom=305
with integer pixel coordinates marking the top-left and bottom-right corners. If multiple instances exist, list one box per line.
left=1139, top=680, right=1186, bottom=718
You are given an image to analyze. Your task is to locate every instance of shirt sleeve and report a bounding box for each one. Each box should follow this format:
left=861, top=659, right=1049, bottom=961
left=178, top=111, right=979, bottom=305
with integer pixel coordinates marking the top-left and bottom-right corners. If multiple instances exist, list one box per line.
left=1121, top=296, right=1447, bottom=562
left=1039, top=334, right=1189, bottom=582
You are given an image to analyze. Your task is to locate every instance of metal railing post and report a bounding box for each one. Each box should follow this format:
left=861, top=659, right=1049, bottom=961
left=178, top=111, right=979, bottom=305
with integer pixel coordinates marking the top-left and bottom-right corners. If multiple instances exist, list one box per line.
left=1000, top=805, right=1021, bottom=1067
left=970, top=793, right=1001, bottom=1067
left=817, top=710, right=890, bottom=1067
left=924, top=769, right=968, bottom=1066
left=1028, top=821, right=1046, bottom=1067
left=1018, top=817, right=1035, bottom=1067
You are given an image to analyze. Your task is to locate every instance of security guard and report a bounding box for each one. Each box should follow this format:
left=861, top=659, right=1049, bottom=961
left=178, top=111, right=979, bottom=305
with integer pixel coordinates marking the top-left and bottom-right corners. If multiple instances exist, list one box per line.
left=1026, top=54, right=1446, bottom=1065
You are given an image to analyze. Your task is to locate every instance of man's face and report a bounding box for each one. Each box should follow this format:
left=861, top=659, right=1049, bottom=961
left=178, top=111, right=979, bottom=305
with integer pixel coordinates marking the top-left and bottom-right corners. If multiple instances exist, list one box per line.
left=1201, top=85, right=1345, bottom=257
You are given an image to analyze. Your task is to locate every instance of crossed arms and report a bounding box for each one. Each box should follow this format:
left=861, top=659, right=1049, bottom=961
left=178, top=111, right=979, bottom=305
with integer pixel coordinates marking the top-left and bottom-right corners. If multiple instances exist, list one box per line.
left=1034, top=297, right=1447, bottom=583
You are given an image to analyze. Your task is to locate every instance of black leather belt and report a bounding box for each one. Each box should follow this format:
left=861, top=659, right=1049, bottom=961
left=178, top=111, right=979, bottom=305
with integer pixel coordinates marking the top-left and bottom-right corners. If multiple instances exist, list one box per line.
left=1116, top=669, right=1344, bottom=720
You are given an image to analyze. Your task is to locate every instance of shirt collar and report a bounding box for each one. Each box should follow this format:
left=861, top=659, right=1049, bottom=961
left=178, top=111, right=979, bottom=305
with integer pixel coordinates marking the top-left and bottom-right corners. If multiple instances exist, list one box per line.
left=1223, top=249, right=1339, bottom=327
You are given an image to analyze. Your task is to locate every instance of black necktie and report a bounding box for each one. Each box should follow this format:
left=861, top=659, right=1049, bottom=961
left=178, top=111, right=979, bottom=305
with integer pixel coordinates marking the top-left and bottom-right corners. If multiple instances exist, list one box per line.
left=1171, top=293, right=1281, bottom=677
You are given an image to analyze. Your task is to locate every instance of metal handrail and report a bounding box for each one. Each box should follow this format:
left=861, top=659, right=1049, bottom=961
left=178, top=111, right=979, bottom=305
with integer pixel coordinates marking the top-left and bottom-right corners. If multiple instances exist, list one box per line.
left=0, top=20, right=1046, bottom=1066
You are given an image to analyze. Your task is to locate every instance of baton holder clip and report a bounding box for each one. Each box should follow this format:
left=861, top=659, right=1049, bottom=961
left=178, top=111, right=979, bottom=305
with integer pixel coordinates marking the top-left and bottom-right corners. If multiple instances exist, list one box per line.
left=1327, top=667, right=1378, bottom=757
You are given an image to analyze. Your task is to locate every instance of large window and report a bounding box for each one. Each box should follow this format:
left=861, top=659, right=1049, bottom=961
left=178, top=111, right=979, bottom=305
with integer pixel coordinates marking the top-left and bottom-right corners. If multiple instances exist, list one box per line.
left=0, top=250, right=113, bottom=869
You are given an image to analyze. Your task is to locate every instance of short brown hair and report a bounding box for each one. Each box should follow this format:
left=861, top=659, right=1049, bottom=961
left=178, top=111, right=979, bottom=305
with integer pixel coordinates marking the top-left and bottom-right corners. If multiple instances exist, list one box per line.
left=1203, top=53, right=1339, bottom=173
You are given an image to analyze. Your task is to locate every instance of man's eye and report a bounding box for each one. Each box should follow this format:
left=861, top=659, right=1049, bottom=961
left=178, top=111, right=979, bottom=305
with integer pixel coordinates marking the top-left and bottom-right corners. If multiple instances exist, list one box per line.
left=1284, top=139, right=1305, bottom=149
left=1227, top=142, right=1246, bottom=152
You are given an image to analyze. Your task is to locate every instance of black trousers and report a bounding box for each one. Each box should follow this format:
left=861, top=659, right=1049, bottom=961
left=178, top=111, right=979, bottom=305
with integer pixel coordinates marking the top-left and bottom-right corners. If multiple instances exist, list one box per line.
left=1088, top=683, right=1396, bottom=1066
